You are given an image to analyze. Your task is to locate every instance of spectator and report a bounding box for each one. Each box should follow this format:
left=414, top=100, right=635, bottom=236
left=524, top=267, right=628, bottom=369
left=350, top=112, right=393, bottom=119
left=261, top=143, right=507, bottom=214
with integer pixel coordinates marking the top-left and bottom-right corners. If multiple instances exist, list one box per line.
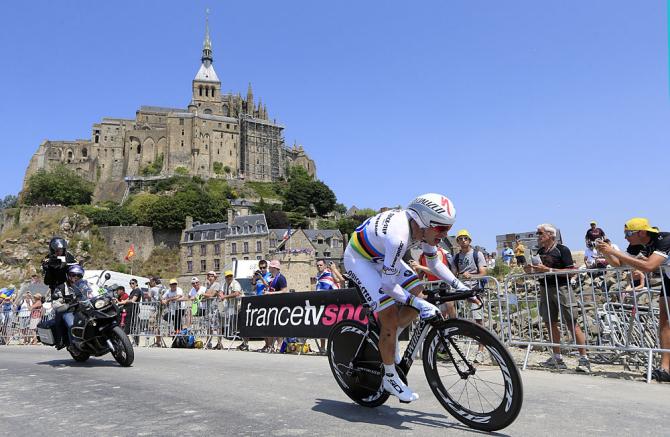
left=410, top=247, right=457, bottom=319
left=188, top=277, right=207, bottom=330
left=203, top=271, right=222, bottom=349
left=584, top=240, right=608, bottom=269
left=597, top=218, right=670, bottom=382
left=18, top=291, right=34, bottom=345
left=260, top=260, right=288, bottom=353
left=487, top=252, right=497, bottom=269
left=585, top=220, right=606, bottom=243
left=115, top=285, right=129, bottom=302
left=514, top=239, right=527, bottom=267
left=30, top=274, right=40, bottom=284
left=1, top=295, right=14, bottom=343
left=118, top=279, right=143, bottom=346
left=145, top=277, right=163, bottom=302
left=314, top=260, right=340, bottom=354
left=452, top=229, right=487, bottom=362
left=253, top=259, right=272, bottom=295
left=220, top=270, right=243, bottom=349
left=29, top=293, right=44, bottom=344
left=145, top=277, right=164, bottom=347
left=502, top=244, right=514, bottom=266
left=162, top=279, right=185, bottom=334
left=526, top=223, right=591, bottom=373
left=315, top=259, right=341, bottom=291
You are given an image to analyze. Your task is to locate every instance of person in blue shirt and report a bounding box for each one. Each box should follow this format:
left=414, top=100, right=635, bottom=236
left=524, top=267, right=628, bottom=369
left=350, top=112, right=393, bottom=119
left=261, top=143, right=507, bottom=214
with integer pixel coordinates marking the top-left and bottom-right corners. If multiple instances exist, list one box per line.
left=253, top=260, right=272, bottom=296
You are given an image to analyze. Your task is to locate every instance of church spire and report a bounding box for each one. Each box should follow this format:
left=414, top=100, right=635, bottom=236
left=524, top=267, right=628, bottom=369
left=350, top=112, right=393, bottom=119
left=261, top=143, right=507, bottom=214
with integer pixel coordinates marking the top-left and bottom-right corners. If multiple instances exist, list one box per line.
left=201, top=9, right=213, bottom=67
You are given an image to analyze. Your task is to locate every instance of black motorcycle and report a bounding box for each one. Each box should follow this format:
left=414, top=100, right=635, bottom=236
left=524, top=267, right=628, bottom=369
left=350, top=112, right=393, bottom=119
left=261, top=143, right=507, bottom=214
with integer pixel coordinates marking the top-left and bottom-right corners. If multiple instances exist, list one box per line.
left=37, top=274, right=134, bottom=367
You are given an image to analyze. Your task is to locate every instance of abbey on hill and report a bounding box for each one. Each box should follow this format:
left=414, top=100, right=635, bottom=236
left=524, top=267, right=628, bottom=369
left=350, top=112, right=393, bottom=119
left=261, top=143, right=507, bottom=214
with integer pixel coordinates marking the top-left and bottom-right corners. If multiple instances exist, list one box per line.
left=22, top=19, right=316, bottom=202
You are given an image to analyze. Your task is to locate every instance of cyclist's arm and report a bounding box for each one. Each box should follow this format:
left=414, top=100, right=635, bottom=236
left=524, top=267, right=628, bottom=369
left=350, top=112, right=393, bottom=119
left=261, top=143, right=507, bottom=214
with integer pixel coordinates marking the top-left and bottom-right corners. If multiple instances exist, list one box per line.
left=421, top=243, right=469, bottom=291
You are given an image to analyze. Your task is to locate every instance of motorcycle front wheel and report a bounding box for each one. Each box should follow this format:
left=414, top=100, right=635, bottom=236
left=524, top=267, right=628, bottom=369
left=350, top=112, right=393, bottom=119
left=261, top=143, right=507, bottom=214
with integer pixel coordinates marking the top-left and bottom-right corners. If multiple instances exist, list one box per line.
left=109, top=326, right=134, bottom=367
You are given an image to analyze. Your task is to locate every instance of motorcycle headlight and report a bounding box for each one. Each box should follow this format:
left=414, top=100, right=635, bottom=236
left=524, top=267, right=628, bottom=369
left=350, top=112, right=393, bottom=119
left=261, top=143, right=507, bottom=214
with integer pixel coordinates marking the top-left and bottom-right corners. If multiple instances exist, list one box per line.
left=94, top=299, right=107, bottom=309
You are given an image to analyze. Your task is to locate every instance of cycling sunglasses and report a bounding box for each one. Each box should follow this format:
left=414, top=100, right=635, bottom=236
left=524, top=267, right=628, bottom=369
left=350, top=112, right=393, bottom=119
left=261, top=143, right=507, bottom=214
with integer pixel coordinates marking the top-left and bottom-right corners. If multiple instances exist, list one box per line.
left=430, top=224, right=452, bottom=233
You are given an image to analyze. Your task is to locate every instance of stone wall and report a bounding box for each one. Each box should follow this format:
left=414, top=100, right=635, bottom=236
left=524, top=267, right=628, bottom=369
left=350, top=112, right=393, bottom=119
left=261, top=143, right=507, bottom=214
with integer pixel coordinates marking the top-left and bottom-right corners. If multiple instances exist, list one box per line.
left=98, top=226, right=155, bottom=262
left=271, top=230, right=317, bottom=292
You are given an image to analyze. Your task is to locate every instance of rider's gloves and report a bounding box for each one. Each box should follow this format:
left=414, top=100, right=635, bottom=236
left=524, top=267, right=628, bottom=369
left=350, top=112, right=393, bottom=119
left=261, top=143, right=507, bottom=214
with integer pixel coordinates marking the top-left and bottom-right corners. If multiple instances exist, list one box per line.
left=406, top=295, right=439, bottom=320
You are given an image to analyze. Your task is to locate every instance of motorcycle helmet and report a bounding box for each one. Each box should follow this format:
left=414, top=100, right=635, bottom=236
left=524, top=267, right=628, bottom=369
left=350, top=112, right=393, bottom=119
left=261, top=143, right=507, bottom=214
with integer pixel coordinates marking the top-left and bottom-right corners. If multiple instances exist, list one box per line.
left=67, top=264, right=85, bottom=277
left=49, top=237, right=68, bottom=255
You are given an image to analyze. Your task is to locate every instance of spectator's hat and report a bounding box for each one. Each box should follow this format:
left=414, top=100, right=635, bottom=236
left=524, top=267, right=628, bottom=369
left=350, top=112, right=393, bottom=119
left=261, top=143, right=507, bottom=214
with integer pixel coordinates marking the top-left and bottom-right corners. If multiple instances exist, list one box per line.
left=456, top=229, right=472, bottom=240
left=191, top=276, right=200, bottom=284
left=625, top=218, right=658, bottom=233
left=169, top=278, right=178, bottom=285
left=590, top=220, right=597, bottom=225
left=269, top=260, right=281, bottom=269
left=207, top=270, right=218, bottom=277
left=224, top=270, right=234, bottom=277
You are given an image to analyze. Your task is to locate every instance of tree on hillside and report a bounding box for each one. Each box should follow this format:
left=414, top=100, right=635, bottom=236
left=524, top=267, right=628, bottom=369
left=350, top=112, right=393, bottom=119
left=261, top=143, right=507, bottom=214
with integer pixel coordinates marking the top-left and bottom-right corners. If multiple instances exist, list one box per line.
left=0, top=194, right=18, bottom=210
left=24, top=165, right=94, bottom=206
left=283, top=167, right=337, bottom=217
left=146, top=185, right=229, bottom=229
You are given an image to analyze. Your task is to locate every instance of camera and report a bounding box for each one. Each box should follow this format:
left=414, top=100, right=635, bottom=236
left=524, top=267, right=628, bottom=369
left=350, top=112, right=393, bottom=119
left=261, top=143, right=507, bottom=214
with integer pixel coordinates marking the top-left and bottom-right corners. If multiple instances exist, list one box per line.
left=254, top=270, right=262, bottom=276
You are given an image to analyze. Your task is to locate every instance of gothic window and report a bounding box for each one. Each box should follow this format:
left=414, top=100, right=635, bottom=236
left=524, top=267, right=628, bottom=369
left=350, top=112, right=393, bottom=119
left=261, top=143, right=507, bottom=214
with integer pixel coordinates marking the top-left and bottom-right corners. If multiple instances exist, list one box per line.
left=181, top=129, right=184, bottom=136
left=181, top=140, right=184, bottom=147
left=67, top=150, right=73, bottom=160
left=204, top=109, right=212, bottom=115
left=137, top=144, right=141, bottom=154
left=199, top=86, right=203, bottom=96
left=95, top=135, right=99, bottom=144
left=82, top=148, right=88, bottom=158
left=222, top=105, right=229, bottom=116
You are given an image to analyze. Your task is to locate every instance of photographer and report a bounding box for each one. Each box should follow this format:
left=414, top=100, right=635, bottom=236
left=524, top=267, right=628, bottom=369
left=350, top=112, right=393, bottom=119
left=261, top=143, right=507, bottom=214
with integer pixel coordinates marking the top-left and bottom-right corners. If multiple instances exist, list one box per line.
left=253, top=259, right=272, bottom=296
left=41, top=237, right=77, bottom=300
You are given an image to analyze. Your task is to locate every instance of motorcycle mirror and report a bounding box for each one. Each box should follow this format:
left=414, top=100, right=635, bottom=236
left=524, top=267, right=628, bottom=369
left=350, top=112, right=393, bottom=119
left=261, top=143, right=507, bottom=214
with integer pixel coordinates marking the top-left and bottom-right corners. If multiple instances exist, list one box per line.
left=104, top=273, right=111, bottom=280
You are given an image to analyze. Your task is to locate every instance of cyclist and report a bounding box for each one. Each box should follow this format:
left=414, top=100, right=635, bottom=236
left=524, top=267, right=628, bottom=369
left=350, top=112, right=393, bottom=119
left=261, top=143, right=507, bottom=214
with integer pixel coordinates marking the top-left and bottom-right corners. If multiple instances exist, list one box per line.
left=344, top=193, right=470, bottom=402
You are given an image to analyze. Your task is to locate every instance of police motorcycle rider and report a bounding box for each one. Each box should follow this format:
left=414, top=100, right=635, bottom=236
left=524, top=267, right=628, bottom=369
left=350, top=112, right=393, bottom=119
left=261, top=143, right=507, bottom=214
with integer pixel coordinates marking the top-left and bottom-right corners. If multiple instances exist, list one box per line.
left=51, top=264, right=93, bottom=350
left=344, top=193, right=472, bottom=403
left=41, top=237, right=78, bottom=300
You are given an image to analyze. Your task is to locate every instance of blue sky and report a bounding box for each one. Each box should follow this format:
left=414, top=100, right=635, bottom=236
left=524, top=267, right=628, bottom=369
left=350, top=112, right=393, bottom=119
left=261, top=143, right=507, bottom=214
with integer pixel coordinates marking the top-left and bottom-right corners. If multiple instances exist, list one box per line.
left=1, top=1, right=668, bottom=252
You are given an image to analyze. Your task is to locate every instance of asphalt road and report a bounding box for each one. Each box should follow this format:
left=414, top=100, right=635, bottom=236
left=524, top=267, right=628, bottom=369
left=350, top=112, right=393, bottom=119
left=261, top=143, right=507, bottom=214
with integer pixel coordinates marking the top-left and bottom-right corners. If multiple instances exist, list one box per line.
left=0, top=346, right=667, bottom=436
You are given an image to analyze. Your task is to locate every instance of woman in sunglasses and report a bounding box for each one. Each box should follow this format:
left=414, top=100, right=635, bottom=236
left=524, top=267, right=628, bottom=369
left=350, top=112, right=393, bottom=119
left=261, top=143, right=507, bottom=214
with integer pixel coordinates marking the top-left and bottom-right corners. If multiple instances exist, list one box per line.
left=344, top=193, right=470, bottom=403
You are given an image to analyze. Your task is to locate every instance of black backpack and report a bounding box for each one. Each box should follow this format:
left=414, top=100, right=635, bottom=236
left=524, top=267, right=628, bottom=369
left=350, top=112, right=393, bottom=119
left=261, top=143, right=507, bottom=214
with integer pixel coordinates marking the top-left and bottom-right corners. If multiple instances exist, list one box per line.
left=454, top=249, right=488, bottom=287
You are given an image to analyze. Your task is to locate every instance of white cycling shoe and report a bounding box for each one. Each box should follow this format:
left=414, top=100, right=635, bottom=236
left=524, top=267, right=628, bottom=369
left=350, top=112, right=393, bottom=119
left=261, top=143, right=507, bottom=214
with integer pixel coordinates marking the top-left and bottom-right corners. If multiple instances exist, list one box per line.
left=383, top=373, right=419, bottom=403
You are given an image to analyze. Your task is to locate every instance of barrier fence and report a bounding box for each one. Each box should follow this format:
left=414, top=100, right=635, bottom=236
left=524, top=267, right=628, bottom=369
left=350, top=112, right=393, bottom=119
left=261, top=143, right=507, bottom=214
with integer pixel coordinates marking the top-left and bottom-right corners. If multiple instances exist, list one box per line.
left=2, top=267, right=669, bottom=382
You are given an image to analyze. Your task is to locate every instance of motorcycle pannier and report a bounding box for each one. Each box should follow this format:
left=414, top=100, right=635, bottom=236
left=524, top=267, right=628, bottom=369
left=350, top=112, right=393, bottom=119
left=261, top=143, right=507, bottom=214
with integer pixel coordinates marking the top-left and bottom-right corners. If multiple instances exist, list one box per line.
left=36, top=319, right=57, bottom=346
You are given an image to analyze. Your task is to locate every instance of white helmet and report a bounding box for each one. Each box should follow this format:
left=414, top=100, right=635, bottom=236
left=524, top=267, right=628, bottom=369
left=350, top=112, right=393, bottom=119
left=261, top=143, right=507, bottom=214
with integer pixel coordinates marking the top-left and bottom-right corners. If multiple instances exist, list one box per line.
left=406, top=193, right=456, bottom=228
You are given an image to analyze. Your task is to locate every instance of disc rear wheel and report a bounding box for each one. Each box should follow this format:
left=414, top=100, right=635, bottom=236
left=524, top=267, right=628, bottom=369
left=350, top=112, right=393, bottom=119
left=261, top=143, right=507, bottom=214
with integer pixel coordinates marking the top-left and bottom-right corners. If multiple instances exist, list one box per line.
left=327, top=320, right=389, bottom=407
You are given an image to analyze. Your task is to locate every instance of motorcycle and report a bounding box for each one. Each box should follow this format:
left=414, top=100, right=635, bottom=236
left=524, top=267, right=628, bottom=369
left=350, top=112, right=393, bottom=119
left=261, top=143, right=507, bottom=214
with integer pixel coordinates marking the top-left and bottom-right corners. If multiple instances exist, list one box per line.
left=37, top=273, right=134, bottom=367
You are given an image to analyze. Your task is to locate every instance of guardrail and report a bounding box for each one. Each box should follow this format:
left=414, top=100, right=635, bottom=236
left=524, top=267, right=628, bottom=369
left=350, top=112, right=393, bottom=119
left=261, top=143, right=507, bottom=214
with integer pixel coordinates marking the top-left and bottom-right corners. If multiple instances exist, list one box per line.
left=502, top=266, right=669, bottom=382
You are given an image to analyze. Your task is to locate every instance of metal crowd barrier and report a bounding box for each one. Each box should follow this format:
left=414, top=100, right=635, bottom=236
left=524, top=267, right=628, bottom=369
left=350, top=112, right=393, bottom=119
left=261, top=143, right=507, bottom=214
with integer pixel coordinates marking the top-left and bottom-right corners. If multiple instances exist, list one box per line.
left=120, top=296, right=243, bottom=348
left=423, top=276, right=507, bottom=341
left=0, top=307, right=52, bottom=345
left=502, top=266, right=670, bottom=382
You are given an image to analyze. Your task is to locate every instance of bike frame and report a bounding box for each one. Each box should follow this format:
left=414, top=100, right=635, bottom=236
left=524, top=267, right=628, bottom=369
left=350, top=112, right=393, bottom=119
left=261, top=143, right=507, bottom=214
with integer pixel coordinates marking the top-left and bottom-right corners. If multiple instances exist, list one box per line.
left=349, top=287, right=481, bottom=378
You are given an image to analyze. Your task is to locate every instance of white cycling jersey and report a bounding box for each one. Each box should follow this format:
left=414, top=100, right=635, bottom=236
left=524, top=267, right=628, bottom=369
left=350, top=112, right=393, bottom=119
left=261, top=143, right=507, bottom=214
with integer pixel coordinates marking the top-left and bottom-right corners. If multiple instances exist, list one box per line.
left=345, top=209, right=468, bottom=313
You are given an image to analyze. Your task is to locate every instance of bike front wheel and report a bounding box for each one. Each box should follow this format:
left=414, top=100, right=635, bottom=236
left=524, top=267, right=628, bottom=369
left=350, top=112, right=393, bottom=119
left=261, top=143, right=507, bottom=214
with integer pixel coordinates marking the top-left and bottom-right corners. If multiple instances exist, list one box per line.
left=327, top=320, right=389, bottom=408
left=422, top=319, right=523, bottom=431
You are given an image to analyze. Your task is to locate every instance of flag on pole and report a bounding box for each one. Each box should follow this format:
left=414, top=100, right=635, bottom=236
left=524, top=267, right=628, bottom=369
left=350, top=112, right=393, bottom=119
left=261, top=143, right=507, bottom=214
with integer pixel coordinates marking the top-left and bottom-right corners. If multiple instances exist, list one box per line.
left=282, top=225, right=292, bottom=241
left=125, top=244, right=136, bottom=261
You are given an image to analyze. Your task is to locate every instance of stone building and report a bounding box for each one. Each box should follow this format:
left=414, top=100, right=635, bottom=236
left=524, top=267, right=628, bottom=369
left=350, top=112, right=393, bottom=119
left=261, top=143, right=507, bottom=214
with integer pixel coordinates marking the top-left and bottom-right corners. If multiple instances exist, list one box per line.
left=267, top=228, right=345, bottom=291
left=178, top=212, right=269, bottom=286
left=22, top=19, right=316, bottom=202
left=177, top=209, right=345, bottom=291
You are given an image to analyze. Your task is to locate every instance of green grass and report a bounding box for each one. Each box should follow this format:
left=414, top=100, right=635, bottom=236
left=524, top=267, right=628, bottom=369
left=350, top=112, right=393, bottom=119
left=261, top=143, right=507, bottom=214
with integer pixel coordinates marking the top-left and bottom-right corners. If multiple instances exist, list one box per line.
left=244, top=181, right=285, bottom=200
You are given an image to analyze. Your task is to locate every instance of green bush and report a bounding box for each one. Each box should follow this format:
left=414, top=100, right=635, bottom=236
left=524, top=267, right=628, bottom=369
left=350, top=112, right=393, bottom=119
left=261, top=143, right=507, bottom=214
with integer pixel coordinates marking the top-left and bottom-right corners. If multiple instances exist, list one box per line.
left=24, top=165, right=94, bottom=206
left=213, top=162, right=224, bottom=175
left=174, top=166, right=189, bottom=176
left=140, top=154, right=164, bottom=176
